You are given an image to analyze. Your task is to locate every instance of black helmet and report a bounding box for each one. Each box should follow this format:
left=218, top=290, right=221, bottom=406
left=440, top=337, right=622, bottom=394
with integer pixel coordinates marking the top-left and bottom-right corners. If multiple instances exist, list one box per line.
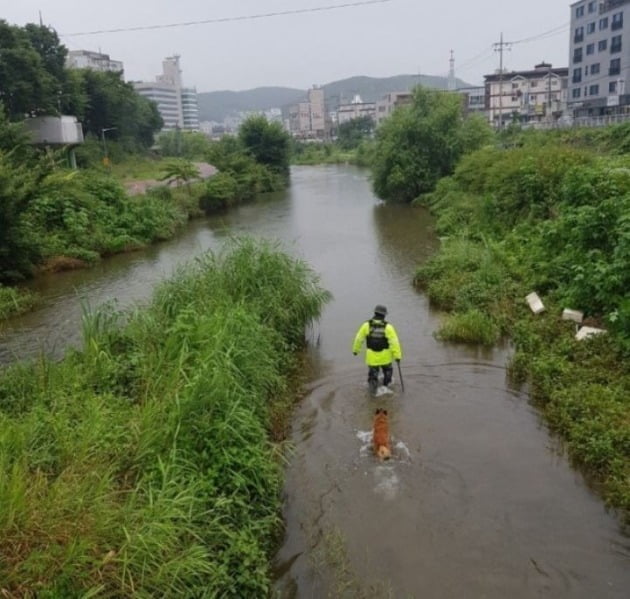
left=374, top=304, right=388, bottom=317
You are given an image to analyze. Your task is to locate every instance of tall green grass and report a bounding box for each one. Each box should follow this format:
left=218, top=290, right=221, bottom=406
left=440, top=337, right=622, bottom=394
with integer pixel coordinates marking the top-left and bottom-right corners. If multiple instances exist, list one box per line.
left=0, top=237, right=331, bottom=596
left=0, top=285, right=37, bottom=320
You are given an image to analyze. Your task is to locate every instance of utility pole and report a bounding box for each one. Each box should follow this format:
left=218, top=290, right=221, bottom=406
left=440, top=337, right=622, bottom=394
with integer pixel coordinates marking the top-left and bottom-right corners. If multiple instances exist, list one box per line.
left=547, top=63, right=553, bottom=121
left=493, top=33, right=512, bottom=128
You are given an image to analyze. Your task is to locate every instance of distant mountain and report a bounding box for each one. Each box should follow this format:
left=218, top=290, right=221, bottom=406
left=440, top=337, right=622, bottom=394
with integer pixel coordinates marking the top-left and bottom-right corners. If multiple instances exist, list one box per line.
left=197, top=87, right=305, bottom=122
left=197, top=74, right=473, bottom=122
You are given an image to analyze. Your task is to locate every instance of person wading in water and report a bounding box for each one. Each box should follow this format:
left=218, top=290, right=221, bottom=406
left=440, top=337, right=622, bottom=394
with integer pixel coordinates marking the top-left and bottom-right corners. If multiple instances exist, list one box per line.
left=352, top=304, right=402, bottom=395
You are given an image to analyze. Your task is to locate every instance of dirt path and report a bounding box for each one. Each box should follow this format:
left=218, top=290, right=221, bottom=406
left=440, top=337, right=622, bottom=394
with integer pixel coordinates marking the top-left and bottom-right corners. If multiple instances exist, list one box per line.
left=124, top=162, right=217, bottom=195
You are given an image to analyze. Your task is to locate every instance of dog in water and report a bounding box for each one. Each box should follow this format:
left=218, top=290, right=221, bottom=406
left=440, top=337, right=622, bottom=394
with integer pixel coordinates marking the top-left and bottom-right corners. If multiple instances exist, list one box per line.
left=372, top=408, right=392, bottom=461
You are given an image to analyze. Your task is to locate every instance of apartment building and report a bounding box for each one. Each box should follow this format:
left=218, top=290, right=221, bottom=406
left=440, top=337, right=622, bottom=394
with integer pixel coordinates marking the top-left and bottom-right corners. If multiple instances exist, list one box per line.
left=455, top=86, right=487, bottom=116
left=375, top=91, right=413, bottom=126
left=485, top=63, right=568, bottom=127
left=66, top=50, right=124, bottom=74
left=337, top=95, right=377, bottom=125
left=288, top=86, right=327, bottom=139
left=568, top=0, right=630, bottom=117
left=133, top=56, right=199, bottom=131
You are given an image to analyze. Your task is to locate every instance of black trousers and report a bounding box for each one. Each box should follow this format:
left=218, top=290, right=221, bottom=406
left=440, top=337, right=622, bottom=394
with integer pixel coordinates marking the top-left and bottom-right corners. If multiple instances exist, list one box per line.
left=368, top=364, right=393, bottom=386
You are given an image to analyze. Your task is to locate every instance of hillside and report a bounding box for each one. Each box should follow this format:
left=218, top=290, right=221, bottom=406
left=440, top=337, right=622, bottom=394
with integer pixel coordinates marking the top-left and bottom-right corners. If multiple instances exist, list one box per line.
left=197, top=74, right=473, bottom=122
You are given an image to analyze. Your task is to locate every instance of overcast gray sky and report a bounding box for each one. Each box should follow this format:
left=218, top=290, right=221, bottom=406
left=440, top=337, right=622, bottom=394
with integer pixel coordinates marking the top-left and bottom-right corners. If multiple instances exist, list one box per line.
left=4, top=0, right=569, bottom=92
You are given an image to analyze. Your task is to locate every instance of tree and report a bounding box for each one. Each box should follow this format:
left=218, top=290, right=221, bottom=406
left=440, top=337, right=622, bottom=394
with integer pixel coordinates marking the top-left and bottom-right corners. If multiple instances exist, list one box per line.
left=75, top=70, right=163, bottom=149
left=238, top=115, right=290, bottom=175
left=0, top=20, right=59, bottom=119
left=337, top=115, right=374, bottom=150
left=371, top=86, right=492, bottom=203
left=159, top=158, right=200, bottom=194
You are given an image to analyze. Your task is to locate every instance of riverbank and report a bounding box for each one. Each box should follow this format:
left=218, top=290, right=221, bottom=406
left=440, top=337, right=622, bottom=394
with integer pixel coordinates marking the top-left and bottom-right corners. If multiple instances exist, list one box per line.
left=0, top=237, right=330, bottom=596
left=414, top=139, right=630, bottom=522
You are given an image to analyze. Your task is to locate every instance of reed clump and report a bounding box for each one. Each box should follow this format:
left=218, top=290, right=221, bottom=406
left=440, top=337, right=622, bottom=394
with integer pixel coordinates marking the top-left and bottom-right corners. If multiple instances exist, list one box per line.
left=0, top=236, right=331, bottom=597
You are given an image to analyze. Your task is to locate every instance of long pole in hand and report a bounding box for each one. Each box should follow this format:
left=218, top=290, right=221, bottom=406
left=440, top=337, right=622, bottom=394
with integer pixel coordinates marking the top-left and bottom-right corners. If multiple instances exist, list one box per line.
left=396, top=361, right=404, bottom=393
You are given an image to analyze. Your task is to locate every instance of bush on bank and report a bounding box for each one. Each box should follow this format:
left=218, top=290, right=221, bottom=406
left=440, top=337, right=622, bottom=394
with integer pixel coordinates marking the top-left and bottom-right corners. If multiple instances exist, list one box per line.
left=414, top=138, right=630, bottom=519
left=0, top=237, right=331, bottom=596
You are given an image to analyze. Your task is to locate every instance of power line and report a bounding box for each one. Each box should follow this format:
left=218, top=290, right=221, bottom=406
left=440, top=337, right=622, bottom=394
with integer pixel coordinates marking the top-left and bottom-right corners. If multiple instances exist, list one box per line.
left=512, top=23, right=570, bottom=45
left=62, top=0, right=393, bottom=37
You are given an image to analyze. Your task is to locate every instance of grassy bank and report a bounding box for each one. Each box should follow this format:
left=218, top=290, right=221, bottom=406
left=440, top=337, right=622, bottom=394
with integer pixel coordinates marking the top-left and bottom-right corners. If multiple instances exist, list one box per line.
left=0, top=237, right=331, bottom=596
left=291, top=141, right=374, bottom=167
left=0, top=285, right=38, bottom=321
left=414, top=135, right=630, bottom=521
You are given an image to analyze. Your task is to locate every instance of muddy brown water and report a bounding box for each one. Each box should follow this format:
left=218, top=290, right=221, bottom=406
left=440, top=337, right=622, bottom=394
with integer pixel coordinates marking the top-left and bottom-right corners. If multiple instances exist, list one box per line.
left=1, top=165, right=628, bottom=597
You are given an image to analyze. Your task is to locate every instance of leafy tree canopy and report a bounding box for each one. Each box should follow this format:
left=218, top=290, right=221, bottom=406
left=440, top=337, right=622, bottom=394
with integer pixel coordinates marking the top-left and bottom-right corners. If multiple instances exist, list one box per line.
left=371, top=86, right=493, bottom=203
left=337, top=115, right=374, bottom=150
left=238, top=115, right=291, bottom=175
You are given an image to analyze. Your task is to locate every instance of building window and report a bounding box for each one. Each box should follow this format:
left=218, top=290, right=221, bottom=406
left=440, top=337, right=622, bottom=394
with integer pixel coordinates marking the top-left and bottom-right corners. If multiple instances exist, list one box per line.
left=610, top=58, right=621, bottom=75
left=531, top=81, right=538, bottom=87
left=611, top=35, right=622, bottom=53
left=587, top=22, right=596, bottom=34
left=587, top=43, right=595, bottom=55
left=589, top=84, right=599, bottom=95
left=609, top=81, right=618, bottom=93
left=600, top=17, right=609, bottom=30
left=573, top=67, right=582, bottom=83
left=612, top=12, right=623, bottom=31
left=599, top=39, right=608, bottom=51
left=591, top=63, right=600, bottom=75
left=574, top=47, right=583, bottom=63
left=576, top=5, right=584, bottom=18
left=588, top=1, right=595, bottom=13
left=585, top=65, right=589, bottom=76
left=574, top=26, right=584, bottom=43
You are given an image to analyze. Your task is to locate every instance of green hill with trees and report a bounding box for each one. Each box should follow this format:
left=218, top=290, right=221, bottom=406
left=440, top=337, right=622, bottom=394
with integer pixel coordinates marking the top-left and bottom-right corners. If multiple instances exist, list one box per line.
left=197, top=73, right=472, bottom=121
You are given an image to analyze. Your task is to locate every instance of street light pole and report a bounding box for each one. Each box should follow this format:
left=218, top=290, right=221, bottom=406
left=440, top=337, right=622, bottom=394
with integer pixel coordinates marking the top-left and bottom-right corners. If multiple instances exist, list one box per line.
left=100, top=127, right=117, bottom=166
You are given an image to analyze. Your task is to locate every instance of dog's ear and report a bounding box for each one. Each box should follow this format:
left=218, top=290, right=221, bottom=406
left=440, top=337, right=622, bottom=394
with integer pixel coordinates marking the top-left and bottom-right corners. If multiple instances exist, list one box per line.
left=374, top=408, right=381, bottom=415
left=382, top=409, right=388, bottom=415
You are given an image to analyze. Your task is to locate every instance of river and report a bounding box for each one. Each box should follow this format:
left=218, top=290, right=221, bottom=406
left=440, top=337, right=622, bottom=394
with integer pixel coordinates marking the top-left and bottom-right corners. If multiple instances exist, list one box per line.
left=1, top=165, right=628, bottom=598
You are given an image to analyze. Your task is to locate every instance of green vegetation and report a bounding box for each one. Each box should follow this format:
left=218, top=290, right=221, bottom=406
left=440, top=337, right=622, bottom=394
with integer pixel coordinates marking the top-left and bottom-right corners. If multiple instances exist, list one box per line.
left=413, top=129, right=630, bottom=518
left=0, top=285, right=37, bottom=320
left=291, top=139, right=374, bottom=167
left=371, top=86, right=492, bottom=202
left=0, top=20, right=162, bottom=151
left=0, top=237, right=331, bottom=596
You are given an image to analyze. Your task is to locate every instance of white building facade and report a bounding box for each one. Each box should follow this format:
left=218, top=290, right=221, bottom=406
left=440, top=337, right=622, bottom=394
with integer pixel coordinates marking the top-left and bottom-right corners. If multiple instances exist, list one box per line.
left=484, top=63, right=568, bottom=127
left=337, top=95, right=376, bottom=125
left=133, top=56, right=199, bottom=131
left=66, top=50, right=124, bottom=74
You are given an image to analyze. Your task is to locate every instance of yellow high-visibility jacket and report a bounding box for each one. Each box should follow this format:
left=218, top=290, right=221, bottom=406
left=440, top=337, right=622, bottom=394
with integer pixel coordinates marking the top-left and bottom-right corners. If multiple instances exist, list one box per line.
left=352, top=318, right=402, bottom=366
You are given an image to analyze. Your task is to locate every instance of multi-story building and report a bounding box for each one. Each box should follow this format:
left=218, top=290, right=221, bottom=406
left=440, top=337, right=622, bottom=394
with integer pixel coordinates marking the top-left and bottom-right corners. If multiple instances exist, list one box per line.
left=288, top=86, right=327, bottom=139
left=568, top=0, right=630, bottom=117
left=455, top=86, right=487, bottom=116
left=181, top=87, right=200, bottom=131
left=484, top=63, right=568, bottom=127
left=133, top=56, right=199, bottom=131
left=66, top=50, right=124, bottom=74
left=308, top=86, right=326, bottom=138
left=337, top=95, right=377, bottom=125
left=375, top=91, right=413, bottom=126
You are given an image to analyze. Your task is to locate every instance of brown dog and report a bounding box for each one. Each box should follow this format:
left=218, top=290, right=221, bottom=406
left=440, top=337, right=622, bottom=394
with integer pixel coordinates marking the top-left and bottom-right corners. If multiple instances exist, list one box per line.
left=373, top=408, right=392, bottom=461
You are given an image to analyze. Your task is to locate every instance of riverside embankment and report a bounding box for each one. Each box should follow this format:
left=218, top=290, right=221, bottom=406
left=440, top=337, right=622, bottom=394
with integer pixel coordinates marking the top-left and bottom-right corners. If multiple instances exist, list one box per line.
left=1, top=165, right=628, bottom=598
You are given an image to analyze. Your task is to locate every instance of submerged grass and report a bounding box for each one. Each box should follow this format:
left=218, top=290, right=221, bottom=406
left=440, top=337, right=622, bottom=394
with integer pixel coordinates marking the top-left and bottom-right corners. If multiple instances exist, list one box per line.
left=0, top=285, right=38, bottom=321
left=0, top=236, right=331, bottom=596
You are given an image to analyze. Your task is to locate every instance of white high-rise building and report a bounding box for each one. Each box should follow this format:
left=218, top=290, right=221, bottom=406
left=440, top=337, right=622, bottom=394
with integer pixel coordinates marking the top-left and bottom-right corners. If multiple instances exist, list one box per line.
left=133, top=56, right=199, bottom=131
